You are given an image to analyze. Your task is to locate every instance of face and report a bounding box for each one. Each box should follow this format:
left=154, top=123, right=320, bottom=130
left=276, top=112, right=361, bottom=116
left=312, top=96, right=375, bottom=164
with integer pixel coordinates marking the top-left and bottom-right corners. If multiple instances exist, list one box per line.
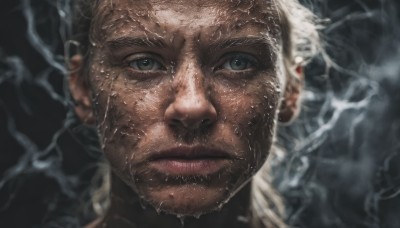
left=73, top=0, right=289, bottom=216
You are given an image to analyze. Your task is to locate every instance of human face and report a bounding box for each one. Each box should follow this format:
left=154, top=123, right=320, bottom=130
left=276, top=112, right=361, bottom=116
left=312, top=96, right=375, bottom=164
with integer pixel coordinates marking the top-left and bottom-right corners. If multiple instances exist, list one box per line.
left=86, top=0, right=283, bottom=216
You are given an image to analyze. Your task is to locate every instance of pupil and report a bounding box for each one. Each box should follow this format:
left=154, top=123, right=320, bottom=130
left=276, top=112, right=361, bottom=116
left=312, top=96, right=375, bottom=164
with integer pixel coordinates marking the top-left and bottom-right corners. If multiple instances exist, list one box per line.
left=232, top=58, right=246, bottom=69
left=141, top=59, right=151, bottom=66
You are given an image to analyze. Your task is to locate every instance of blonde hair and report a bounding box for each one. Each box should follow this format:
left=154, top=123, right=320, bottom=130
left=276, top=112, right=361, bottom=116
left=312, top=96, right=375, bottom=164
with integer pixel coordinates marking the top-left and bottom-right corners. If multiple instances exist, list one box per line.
left=251, top=0, right=321, bottom=227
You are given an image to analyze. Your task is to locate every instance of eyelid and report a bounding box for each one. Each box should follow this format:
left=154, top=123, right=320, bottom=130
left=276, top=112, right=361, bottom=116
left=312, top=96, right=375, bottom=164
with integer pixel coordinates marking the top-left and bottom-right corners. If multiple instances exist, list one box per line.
left=214, top=52, right=259, bottom=71
left=123, top=53, right=166, bottom=70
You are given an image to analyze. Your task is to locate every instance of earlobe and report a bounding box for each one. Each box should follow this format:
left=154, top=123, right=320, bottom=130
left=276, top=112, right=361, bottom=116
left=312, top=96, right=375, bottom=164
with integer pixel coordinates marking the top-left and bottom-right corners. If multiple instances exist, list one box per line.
left=278, top=65, right=303, bottom=124
left=69, top=55, right=95, bottom=125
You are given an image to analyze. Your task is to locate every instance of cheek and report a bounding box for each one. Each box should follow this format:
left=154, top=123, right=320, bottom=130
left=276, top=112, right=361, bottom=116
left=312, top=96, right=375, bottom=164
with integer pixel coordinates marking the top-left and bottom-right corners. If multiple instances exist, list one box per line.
left=214, top=78, right=281, bottom=167
left=89, top=74, right=169, bottom=171
left=216, top=79, right=280, bottom=134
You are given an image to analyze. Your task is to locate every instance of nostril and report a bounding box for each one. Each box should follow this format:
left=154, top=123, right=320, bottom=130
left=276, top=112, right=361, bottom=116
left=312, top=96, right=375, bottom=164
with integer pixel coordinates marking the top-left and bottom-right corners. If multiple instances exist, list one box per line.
left=168, top=116, right=214, bottom=130
left=170, top=119, right=182, bottom=127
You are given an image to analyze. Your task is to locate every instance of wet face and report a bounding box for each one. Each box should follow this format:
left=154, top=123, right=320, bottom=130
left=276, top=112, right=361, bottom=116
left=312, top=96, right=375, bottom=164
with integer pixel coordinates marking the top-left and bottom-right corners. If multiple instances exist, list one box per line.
left=80, top=0, right=285, bottom=216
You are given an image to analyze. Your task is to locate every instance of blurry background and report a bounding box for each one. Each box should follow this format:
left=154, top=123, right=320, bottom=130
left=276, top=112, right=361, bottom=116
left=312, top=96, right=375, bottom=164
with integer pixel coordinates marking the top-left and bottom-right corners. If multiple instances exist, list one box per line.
left=0, top=0, right=399, bottom=227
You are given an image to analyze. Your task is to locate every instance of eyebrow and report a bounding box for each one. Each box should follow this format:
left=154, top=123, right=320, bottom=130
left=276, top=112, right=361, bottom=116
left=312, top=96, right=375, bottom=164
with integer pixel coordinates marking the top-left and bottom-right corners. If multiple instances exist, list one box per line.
left=208, top=37, right=274, bottom=52
left=105, top=36, right=275, bottom=55
left=106, top=37, right=167, bottom=50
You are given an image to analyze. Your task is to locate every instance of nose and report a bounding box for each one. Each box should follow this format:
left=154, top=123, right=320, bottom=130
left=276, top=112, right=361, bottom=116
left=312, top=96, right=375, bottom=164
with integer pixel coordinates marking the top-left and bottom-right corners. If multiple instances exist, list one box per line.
left=165, top=63, right=217, bottom=130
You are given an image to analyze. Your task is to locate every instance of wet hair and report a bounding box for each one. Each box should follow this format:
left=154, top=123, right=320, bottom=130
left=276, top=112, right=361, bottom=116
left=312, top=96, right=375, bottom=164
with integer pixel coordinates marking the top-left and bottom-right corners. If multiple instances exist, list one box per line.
left=71, top=0, right=321, bottom=227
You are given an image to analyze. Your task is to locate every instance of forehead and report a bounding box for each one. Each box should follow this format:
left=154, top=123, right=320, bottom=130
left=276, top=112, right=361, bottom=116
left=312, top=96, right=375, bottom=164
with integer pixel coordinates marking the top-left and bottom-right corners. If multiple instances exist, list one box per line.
left=91, top=0, right=282, bottom=43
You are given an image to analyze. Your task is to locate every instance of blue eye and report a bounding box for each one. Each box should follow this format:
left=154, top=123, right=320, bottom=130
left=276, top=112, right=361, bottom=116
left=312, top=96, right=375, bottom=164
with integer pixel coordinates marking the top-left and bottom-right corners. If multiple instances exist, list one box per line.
left=223, top=55, right=255, bottom=71
left=128, top=58, right=163, bottom=71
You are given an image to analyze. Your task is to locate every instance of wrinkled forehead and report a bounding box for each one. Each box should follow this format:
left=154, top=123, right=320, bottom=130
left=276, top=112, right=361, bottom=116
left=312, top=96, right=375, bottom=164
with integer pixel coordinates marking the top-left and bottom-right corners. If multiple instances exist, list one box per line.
left=90, top=0, right=283, bottom=45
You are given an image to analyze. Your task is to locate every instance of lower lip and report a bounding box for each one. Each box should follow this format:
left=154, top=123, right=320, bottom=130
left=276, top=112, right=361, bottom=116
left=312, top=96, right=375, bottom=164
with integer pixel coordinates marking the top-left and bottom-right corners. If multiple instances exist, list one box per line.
left=150, top=159, right=228, bottom=175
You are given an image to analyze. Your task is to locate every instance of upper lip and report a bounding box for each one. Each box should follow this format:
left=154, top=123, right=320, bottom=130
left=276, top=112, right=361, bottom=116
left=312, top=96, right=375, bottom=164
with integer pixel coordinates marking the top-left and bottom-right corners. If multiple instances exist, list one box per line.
left=149, top=145, right=232, bottom=160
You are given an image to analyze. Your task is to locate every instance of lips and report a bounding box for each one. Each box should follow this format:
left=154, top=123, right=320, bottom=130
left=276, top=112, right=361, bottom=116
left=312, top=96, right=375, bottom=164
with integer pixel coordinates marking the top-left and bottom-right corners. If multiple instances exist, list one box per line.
left=148, top=146, right=231, bottom=175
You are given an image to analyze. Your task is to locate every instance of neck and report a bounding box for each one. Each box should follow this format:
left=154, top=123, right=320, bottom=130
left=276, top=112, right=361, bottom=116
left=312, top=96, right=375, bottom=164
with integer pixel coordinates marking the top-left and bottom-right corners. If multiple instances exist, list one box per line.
left=99, top=173, right=255, bottom=228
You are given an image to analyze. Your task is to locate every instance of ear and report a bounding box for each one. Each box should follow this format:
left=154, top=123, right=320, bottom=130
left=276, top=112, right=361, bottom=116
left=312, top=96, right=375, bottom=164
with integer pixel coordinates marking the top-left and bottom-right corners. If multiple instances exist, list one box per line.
left=278, top=65, right=303, bottom=124
left=69, top=55, right=95, bottom=125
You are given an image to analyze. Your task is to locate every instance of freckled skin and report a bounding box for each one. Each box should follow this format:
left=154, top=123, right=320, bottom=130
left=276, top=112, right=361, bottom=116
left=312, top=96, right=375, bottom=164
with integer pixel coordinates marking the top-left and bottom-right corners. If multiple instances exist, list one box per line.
left=83, top=0, right=285, bottom=227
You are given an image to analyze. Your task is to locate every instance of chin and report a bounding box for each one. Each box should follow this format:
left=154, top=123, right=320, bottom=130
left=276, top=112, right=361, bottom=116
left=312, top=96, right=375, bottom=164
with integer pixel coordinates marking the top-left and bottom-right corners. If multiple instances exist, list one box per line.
left=142, top=184, right=231, bottom=216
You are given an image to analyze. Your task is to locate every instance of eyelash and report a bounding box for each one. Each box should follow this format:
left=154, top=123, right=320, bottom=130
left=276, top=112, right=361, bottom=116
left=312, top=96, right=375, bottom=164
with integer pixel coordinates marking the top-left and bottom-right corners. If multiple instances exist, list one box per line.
left=124, top=54, right=166, bottom=72
left=215, top=53, right=258, bottom=72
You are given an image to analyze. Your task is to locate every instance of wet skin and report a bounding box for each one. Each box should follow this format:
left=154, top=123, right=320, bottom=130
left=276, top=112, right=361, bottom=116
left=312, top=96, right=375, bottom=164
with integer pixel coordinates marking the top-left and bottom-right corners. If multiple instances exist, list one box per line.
left=71, top=0, right=294, bottom=227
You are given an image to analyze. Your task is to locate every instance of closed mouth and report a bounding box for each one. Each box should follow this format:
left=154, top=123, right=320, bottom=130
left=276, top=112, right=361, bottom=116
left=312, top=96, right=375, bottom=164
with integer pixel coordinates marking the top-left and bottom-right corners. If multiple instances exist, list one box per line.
left=148, top=145, right=231, bottom=175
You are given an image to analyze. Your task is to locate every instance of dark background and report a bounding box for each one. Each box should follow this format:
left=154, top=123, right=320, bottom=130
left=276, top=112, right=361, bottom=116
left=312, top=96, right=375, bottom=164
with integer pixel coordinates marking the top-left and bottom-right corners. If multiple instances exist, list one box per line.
left=0, top=0, right=399, bottom=227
